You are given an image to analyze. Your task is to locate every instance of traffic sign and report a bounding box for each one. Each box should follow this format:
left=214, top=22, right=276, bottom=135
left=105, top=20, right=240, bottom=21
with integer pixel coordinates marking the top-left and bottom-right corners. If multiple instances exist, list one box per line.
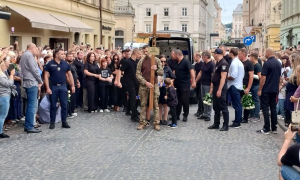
left=244, top=26, right=253, bottom=35
left=250, top=35, right=256, bottom=42
left=243, top=37, right=253, bottom=46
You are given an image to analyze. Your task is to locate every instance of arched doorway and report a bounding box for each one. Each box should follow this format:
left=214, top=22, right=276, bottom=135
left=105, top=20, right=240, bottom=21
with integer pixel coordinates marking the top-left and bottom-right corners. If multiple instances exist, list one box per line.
left=115, top=30, right=124, bottom=49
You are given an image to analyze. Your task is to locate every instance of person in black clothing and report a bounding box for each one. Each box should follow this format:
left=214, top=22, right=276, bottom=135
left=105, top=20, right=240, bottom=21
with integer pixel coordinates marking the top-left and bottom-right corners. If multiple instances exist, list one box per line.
left=73, top=51, right=84, bottom=108
left=219, top=45, right=232, bottom=66
left=167, top=50, right=177, bottom=72
left=277, top=124, right=300, bottom=180
left=83, top=52, right=100, bottom=113
left=119, top=48, right=141, bottom=122
left=251, top=49, right=263, bottom=66
left=208, top=48, right=229, bottom=131
left=257, top=48, right=281, bottom=134
left=110, top=54, right=122, bottom=111
left=98, top=58, right=113, bottom=112
left=238, top=48, right=254, bottom=123
left=65, top=53, right=80, bottom=118
left=164, top=78, right=178, bottom=128
left=174, top=50, right=196, bottom=122
left=194, top=53, right=204, bottom=117
left=158, top=55, right=176, bottom=125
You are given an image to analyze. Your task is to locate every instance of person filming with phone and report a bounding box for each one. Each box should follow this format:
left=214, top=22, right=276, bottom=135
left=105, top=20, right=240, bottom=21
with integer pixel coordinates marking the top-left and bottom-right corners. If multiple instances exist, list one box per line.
left=277, top=124, right=300, bottom=180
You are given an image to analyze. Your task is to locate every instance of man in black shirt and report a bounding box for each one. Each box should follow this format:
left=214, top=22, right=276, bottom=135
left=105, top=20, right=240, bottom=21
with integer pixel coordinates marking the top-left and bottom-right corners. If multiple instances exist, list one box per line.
left=73, top=51, right=84, bottom=108
left=208, top=48, right=229, bottom=131
left=238, top=48, right=254, bottom=123
left=167, top=50, right=177, bottom=72
left=120, top=49, right=141, bottom=122
left=194, top=53, right=204, bottom=117
left=277, top=125, right=300, bottom=179
left=219, top=45, right=232, bottom=66
left=174, top=50, right=196, bottom=122
left=195, top=51, right=215, bottom=121
left=257, top=48, right=281, bottom=134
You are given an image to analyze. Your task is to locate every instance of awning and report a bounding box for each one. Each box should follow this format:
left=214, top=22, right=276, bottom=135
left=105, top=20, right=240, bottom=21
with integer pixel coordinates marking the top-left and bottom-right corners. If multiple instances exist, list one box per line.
left=8, top=6, right=69, bottom=32
left=277, top=29, right=291, bottom=38
left=50, top=14, right=94, bottom=33
left=0, top=9, right=11, bottom=20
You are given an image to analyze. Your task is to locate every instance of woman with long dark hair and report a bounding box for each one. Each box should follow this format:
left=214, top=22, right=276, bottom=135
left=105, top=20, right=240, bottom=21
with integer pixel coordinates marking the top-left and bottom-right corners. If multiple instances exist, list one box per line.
left=83, top=52, right=99, bottom=113
left=110, top=54, right=122, bottom=111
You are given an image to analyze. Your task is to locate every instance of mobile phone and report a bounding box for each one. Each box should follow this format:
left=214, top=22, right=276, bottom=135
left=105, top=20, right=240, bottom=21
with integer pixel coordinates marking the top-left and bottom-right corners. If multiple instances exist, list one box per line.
left=8, top=64, right=14, bottom=72
left=291, top=124, right=299, bottom=131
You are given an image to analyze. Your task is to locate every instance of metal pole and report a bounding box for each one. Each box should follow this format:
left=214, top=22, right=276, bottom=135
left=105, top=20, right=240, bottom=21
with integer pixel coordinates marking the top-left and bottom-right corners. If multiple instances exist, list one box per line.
left=99, top=0, right=103, bottom=45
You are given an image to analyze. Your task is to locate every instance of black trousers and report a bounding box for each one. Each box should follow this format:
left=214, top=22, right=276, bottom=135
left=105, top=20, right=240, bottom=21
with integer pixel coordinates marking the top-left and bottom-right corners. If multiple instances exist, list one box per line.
left=212, top=85, right=229, bottom=126
left=86, top=80, right=98, bottom=112
left=260, top=92, right=277, bottom=131
left=113, top=86, right=122, bottom=106
left=67, top=87, right=76, bottom=115
left=121, top=86, right=128, bottom=108
left=76, top=77, right=83, bottom=107
left=169, top=106, right=177, bottom=125
left=108, top=86, right=113, bottom=107
left=176, top=89, right=190, bottom=117
left=126, top=86, right=138, bottom=118
left=195, top=85, right=204, bottom=113
left=98, top=85, right=109, bottom=110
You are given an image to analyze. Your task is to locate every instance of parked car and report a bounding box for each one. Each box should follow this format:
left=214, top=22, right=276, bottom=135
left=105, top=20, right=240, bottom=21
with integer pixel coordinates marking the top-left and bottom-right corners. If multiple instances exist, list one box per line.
left=148, top=30, right=198, bottom=104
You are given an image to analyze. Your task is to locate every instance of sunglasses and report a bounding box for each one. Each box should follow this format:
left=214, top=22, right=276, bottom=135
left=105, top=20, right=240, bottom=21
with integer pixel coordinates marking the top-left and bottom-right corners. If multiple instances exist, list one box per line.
left=161, top=61, right=166, bottom=63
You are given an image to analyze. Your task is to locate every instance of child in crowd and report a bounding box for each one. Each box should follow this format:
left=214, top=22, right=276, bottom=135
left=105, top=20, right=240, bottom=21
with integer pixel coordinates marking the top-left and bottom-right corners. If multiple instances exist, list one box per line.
left=164, top=78, right=178, bottom=128
left=277, top=77, right=286, bottom=120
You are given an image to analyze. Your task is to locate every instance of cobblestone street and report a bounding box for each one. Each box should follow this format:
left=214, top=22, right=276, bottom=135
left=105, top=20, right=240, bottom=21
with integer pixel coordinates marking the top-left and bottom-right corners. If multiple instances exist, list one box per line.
left=0, top=105, right=282, bottom=180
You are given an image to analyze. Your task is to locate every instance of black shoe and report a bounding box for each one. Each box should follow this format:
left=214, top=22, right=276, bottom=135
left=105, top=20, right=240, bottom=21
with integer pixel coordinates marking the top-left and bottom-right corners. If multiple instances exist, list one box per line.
left=160, top=120, right=168, bottom=125
left=49, top=123, right=55, bottom=129
left=62, top=122, right=71, bottom=128
left=204, top=118, right=211, bottom=121
left=194, top=112, right=200, bottom=117
left=208, top=124, right=219, bottom=129
left=182, top=116, right=188, bottom=122
left=241, top=119, right=248, bottom=123
left=27, top=128, right=42, bottom=133
left=198, top=115, right=210, bottom=119
left=126, top=112, right=132, bottom=116
left=220, top=126, right=228, bottom=131
left=0, top=133, right=10, bottom=138
left=131, top=116, right=140, bottom=122
left=229, top=123, right=241, bottom=128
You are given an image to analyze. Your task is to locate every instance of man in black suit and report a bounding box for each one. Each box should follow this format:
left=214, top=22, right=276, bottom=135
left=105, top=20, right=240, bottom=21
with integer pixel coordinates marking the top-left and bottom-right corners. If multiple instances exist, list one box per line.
left=73, top=51, right=84, bottom=108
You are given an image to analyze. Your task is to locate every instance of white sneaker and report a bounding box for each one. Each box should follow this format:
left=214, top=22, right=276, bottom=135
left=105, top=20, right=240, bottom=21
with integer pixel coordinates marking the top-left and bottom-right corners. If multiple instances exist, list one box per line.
left=272, top=130, right=277, bottom=134
left=72, top=113, right=78, bottom=116
left=91, top=111, right=94, bottom=113
left=68, top=115, right=74, bottom=119
left=104, top=109, right=110, bottom=112
left=20, top=117, right=25, bottom=121
left=100, top=109, right=104, bottom=113
left=94, top=110, right=98, bottom=113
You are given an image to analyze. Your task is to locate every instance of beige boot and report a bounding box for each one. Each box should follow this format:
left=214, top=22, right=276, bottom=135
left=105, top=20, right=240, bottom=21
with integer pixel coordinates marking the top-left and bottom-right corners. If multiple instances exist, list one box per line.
left=137, top=123, right=146, bottom=130
left=154, top=124, right=161, bottom=131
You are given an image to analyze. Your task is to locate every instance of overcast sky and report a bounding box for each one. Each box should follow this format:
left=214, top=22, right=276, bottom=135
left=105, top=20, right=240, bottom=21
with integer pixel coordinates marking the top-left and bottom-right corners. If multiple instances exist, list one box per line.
left=219, top=0, right=243, bottom=24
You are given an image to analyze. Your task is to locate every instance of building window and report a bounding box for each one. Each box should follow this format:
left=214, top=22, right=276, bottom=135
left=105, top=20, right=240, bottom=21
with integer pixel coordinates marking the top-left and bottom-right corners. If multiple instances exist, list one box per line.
left=182, top=24, right=187, bottom=32
left=146, top=8, right=151, bottom=16
left=115, top=30, right=124, bottom=36
left=164, top=24, right=169, bottom=31
left=182, top=8, right=187, bottom=16
left=146, top=24, right=152, bottom=33
left=164, top=8, right=169, bottom=16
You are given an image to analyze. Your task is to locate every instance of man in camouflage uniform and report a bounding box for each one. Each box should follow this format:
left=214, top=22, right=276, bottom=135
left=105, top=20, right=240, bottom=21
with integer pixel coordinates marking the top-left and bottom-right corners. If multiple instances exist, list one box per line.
left=136, top=49, right=164, bottom=131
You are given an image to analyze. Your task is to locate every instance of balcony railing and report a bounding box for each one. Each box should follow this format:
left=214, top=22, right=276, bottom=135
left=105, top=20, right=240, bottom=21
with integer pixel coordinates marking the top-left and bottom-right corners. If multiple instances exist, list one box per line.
left=115, top=5, right=135, bottom=15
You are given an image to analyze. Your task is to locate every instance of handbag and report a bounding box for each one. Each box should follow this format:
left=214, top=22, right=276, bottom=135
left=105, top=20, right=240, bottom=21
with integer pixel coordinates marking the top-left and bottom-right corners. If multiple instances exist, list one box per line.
left=292, top=98, right=300, bottom=124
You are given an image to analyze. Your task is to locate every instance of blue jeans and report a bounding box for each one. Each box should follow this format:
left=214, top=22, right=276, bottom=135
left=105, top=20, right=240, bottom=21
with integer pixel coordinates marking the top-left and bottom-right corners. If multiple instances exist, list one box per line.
left=277, top=99, right=285, bottom=118
left=281, top=165, right=300, bottom=180
left=0, top=95, right=11, bottom=134
left=228, top=85, right=242, bottom=124
left=49, top=85, right=68, bottom=124
left=24, top=86, right=38, bottom=130
left=250, top=86, right=260, bottom=118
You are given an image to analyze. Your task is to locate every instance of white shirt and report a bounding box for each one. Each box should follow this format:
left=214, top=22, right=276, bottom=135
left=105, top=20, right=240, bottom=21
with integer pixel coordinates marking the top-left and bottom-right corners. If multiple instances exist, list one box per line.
left=227, top=57, right=245, bottom=90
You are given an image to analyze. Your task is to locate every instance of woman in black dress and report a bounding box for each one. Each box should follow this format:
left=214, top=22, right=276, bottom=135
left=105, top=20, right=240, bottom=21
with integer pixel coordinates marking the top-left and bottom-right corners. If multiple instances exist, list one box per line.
left=110, top=54, right=122, bottom=111
left=83, top=52, right=100, bottom=113
left=158, top=54, right=176, bottom=125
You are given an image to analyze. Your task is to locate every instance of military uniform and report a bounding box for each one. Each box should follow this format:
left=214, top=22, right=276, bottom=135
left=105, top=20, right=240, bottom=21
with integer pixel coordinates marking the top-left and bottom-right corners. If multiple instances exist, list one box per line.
left=136, top=56, right=164, bottom=128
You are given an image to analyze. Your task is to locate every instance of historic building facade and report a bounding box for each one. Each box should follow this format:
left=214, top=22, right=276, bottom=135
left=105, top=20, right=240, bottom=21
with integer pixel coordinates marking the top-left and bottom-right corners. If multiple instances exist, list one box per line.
left=231, top=4, right=244, bottom=43
left=0, top=0, right=115, bottom=50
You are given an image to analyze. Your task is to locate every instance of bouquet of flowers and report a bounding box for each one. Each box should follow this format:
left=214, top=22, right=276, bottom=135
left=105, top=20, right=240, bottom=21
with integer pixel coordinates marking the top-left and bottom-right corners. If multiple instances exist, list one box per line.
left=68, top=90, right=71, bottom=102
left=242, top=93, right=255, bottom=110
left=203, top=93, right=212, bottom=106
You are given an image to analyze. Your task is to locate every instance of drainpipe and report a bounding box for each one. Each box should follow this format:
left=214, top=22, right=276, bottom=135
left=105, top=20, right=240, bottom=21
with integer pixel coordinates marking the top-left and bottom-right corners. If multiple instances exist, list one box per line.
left=99, top=0, right=103, bottom=45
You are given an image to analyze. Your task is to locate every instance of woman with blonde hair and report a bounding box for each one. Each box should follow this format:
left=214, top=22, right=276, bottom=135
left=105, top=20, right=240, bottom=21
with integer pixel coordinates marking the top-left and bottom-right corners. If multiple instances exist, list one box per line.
left=284, top=53, right=300, bottom=126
